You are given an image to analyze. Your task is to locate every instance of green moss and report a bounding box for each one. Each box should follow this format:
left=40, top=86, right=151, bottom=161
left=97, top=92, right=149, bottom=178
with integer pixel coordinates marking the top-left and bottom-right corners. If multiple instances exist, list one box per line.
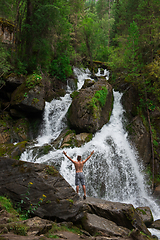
left=137, top=208, right=147, bottom=215
left=67, top=199, right=74, bottom=204
left=45, top=222, right=82, bottom=239
left=0, top=18, right=14, bottom=33
left=70, top=90, right=80, bottom=99
left=7, top=223, right=29, bottom=236
left=0, top=196, right=24, bottom=222
left=0, top=143, right=14, bottom=157
left=85, top=133, right=93, bottom=142
left=11, top=82, right=28, bottom=105
left=42, top=145, right=52, bottom=155
left=26, top=73, right=42, bottom=89
left=87, top=86, right=108, bottom=119
left=46, top=166, right=59, bottom=176
left=32, top=98, right=39, bottom=104
left=64, top=129, right=76, bottom=137
left=56, top=198, right=60, bottom=204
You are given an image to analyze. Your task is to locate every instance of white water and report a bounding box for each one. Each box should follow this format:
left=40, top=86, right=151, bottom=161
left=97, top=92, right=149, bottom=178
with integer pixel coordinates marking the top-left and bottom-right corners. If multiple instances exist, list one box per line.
left=20, top=67, right=160, bottom=224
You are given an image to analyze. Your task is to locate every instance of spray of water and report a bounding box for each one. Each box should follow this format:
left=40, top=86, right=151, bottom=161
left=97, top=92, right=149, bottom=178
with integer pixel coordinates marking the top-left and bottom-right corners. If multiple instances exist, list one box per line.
left=20, top=67, right=160, bottom=221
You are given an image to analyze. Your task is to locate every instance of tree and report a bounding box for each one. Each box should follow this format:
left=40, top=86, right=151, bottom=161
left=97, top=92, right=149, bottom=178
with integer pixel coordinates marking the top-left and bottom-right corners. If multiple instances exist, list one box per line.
left=134, top=0, right=160, bottom=63
left=124, top=21, right=140, bottom=75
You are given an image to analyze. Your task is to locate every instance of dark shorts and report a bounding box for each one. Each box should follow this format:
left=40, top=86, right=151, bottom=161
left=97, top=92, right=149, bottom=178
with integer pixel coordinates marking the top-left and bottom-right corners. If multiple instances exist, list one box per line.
left=75, top=172, right=85, bottom=186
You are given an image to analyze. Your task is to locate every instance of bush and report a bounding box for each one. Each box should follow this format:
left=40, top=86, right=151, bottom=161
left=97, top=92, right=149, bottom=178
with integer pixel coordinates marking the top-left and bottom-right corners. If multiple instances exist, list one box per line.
left=49, top=55, right=72, bottom=81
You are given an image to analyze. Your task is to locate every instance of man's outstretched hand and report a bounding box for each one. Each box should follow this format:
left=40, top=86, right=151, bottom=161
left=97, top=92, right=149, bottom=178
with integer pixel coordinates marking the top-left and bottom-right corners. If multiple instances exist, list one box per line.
left=63, top=151, right=67, bottom=155
left=91, top=150, right=94, bottom=155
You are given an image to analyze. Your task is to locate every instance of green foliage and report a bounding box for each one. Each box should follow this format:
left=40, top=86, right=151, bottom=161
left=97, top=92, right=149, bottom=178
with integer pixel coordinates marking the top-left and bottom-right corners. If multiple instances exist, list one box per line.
left=26, top=73, right=42, bottom=89
left=0, top=196, right=14, bottom=213
left=124, top=21, right=141, bottom=75
left=14, top=58, right=27, bottom=76
left=32, top=98, right=39, bottom=104
left=24, top=93, right=28, bottom=98
left=46, top=166, right=59, bottom=176
left=7, top=223, right=29, bottom=236
left=46, top=222, right=82, bottom=239
left=88, top=86, right=108, bottom=118
left=50, top=55, right=72, bottom=81
left=94, top=87, right=108, bottom=107
left=70, top=91, right=80, bottom=99
left=16, top=182, right=47, bottom=219
left=0, top=42, right=12, bottom=79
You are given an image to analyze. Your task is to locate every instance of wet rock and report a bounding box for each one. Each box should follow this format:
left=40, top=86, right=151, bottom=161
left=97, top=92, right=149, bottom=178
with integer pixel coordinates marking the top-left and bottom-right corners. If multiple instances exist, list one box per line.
left=0, top=157, right=82, bottom=222
left=129, top=228, right=153, bottom=240
left=82, top=79, right=95, bottom=89
left=83, top=197, right=151, bottom=236
left=6, top=74, right=25, bottom=91
left=61, top=132, right=92, bottom=148
left=68, top=77, right=113, bottom=133
left=136, top=207, right=153, bottom=227
left=121, top=86, right=151, bottom=165
left=11, top=82, right=45, bottom=114
left=150, top=219, right=160, bottom=230
left=82, top=213, right=130, bottom=237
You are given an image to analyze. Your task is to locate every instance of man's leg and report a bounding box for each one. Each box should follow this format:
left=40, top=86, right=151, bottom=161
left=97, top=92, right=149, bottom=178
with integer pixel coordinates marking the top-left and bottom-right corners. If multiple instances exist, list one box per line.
left=82, top=185, right=86, bottom=199
left=76, top=185, right=79, bottom=194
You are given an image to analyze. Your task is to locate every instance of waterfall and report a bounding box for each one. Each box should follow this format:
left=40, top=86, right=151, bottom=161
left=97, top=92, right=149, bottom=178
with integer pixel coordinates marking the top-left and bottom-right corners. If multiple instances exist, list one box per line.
left=20, top=67, right=160, bottom=223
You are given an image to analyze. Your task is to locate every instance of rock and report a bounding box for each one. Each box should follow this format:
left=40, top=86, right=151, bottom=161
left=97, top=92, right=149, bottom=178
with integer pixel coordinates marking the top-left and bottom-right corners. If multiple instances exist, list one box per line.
left=68, top=77, right=113, bottom=133
left=61, top=132, right=92, bottom=148
left=150, top=219, right=160, bottom=230
left=83, top=197, right=151, bottom=236
left=10, top=108, right=26, bottom=118
left=0, top=157, right=83, bottom=222
left=0, top=157, right=153, bottom=239
left=11, top=81, right=45, bottom=114
left=22, top=216, right=52, bottom=236
left=0, top=126, right=10, bottom=143
left=129, top=228, right=153, bottom=240
left=82, top=213, right=130, bottom=237
left=6, top=74, right=25, bottom=91
left=153, top=185, right=160, bottom=201
left=82, top=79, right=95, bottom=89
left=121, top=87, right=151, bottom=165
left=136, top=207, right=153, bottom=227
left=0, top=117, right=29, bottom=145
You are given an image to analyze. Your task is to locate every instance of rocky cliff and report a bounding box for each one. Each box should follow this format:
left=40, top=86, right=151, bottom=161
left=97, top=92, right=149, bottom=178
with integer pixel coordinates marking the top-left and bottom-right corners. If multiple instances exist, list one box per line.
left=0, top=156, right=158, bottom=240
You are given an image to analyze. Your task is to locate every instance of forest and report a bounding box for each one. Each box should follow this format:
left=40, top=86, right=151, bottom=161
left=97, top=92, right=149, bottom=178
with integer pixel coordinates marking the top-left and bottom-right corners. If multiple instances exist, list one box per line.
left=0, top=0, right=160, bottom=182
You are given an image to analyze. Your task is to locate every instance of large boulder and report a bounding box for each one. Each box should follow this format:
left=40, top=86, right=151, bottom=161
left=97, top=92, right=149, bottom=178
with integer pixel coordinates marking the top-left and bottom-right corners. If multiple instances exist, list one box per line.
left=82, top=213, right=130, bottom=237
left=5, top=74, right=25, bottom=91
left=68, top=77, right=113, bottom=133
left=0, top=157, right=83, bottom=222
left=136, top=207, right=154, bottom=227
left=83, top=197, right=151, bottom=236
left=150, top=219, right=160, bottom=230
left=11, top=76, right=45, bottom=114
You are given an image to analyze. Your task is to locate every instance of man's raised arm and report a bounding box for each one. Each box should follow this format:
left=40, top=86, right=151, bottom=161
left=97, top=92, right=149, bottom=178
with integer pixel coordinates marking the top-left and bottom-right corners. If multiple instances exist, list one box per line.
left=63, top=151, right=75, bottom=163
left=83, top=150, right=94, bottom=164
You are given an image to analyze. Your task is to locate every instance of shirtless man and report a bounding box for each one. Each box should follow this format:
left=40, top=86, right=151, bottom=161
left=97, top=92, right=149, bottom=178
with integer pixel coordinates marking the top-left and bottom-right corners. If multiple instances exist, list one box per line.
left=63, top=150, right=94, bottom=199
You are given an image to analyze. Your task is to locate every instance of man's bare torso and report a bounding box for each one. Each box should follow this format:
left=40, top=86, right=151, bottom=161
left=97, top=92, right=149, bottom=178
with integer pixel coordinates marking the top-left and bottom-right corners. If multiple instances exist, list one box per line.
left=74, top=161, right=84, bottom=172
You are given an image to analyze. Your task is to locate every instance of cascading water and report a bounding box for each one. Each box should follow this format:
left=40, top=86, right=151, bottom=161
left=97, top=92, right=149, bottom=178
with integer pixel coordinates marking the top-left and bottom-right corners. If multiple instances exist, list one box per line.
left=20, top=67, right=160, bottom=229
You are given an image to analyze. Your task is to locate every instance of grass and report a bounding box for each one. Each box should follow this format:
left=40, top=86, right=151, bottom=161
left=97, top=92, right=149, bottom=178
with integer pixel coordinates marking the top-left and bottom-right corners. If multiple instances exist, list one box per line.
left=0, top=196, right=24, bottom=222
left=45, top=223, right=82, bottom=239
left=0, top=196, right=83, bottom=238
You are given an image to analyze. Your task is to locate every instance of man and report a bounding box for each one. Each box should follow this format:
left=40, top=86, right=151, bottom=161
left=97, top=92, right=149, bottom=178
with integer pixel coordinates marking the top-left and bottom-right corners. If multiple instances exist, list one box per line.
left=63, top=150, right=94, bottom=199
